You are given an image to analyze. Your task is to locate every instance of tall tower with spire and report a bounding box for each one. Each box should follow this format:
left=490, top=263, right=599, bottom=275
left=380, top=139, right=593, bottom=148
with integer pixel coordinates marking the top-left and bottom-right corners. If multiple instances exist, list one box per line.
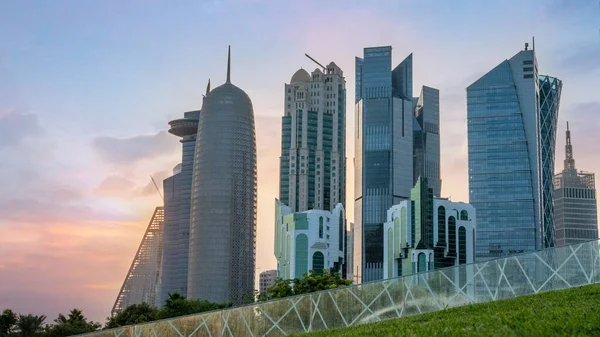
left=159, top=79, right=210, bottom=305
left=553, top=122, right=598, bottom=247
left=188, top=47, right=257, bottom=304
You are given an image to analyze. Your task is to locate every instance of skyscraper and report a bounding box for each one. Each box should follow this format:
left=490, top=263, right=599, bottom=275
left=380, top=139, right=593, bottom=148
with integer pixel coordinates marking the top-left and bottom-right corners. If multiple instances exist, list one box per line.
left=467, top=43, right=561, bottom=261
left=112, top=207, right=164, bottom=315
left=413, top=86, right=441, bottom=197
left=280, top=62, right=346, bottom=212
left=188, top=47, right=257, bottom=304
left=159, top=90, right=205, bottom=305
left=354, top=46, right=415, bottom=282
left=554, top=122, right=598, bottom=246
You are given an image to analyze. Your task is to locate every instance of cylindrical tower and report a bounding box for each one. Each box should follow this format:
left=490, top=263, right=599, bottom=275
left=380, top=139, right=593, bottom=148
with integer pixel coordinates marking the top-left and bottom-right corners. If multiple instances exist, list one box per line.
left=188, top=47, right=257, bottom=304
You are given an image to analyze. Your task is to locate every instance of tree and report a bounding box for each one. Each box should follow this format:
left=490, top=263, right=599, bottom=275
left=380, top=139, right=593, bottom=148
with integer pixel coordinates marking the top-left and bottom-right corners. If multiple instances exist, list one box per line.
left=293, top=270, right=352, bottom=295
left=265, top=270, right=352, bottom=300
left=0, top=309, right=17, bottom=337
left=16, top=314, right=46, bottom=337
left=158, top=293, right=231, bottom=320
left=105, top=302, right=158, bottom=329
left=45, top=309, right=101, bottom=337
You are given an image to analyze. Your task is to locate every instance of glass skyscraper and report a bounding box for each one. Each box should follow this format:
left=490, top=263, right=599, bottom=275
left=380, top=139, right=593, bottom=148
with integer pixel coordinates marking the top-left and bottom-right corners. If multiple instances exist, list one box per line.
left=467, top=44, right=561, bottom=261
left=159, top=107, right=200, bottom=305
left=354, top=47, right=415, bottom=282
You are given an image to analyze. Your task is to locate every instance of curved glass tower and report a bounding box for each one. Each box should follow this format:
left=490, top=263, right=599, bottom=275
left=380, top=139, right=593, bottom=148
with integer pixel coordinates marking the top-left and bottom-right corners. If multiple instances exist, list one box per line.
left=467, top=43, right=561, bottom=261
left=188, top=47, right=257, bottom=304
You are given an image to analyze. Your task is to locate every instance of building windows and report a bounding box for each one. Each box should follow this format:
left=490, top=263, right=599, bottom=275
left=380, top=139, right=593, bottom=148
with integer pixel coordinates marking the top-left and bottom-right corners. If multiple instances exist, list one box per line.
left=417, top=253, right=426, bottom=273
left=312, top=251, right=325, bottom=274
left=448, top=216, right=456, bottom=255
left=524, top=74, right=534, bottom=79
left=319, top=217, right=324, bottom=238
left=460, top=210, right=469, bottom=221
left=438, top=206, right=446, bottom=244
left=458, top=227, right=467, bottom=265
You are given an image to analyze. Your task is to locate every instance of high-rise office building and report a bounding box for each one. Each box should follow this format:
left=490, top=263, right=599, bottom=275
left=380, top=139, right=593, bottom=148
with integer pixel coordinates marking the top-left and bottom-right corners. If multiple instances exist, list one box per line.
left=280, top=62, right=346, bottom=212
left=413, top=86, right=441, bottom=197
left=354, top=46, right=415, bottom=282
left=467, top=42, right=561, bottom=261
left=188, top=47, right=257, bottom=305
left=159, top=96, right=205, bottom=304
left=554, top=122, right=598, bottom=246
left=112, top=207, right=164, bottom=315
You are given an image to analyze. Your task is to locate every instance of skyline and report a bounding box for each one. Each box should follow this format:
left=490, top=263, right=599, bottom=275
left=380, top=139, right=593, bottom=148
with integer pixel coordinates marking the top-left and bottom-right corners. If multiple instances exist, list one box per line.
left=1, top=0, right=599, bottom=323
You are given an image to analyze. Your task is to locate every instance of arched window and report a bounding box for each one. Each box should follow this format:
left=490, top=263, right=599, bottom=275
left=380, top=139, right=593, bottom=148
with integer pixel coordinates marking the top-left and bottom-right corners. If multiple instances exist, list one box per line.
left=448, top=216, right=456, bottom=256
left=319, top=217, right=324, bottom=238
left=418, top=253, right=427, bottom=273
left=401, top=207, right=407, bottom=247
left=394, top=217, right=400, bottom=256
left=437, top=206, right=446, bottom=245
left=387, top=228, right=394, bottom=278
left=312, top=251, right=324, bottom=274
left=295, top=234, right=309, bottom=278
left=339, top=214, right=344, bottom=251
left=460, top=210, right=469, bottom=221
left=458, top=227, right=467, bottom=265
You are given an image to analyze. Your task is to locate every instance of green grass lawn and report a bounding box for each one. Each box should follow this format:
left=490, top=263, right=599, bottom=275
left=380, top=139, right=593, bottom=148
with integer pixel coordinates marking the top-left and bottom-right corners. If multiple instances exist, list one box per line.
left=301, top=283, right=600, bottom=337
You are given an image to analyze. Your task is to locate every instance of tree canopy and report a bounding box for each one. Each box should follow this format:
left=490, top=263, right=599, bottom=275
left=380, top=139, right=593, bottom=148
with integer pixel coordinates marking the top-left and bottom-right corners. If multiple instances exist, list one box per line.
left=263, top=270, right=352, bottom=300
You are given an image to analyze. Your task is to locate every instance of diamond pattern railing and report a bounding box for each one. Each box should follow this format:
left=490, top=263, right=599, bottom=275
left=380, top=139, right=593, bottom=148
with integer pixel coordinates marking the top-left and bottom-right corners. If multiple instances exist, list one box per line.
left=80, top=240, right=600, bottom=337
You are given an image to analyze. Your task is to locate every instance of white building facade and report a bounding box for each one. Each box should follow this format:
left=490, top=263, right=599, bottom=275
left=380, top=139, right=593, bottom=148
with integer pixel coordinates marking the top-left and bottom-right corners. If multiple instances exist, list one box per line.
left=274, top=200, right=348, bottom=280
left=383, top=179, right=476, bottom=279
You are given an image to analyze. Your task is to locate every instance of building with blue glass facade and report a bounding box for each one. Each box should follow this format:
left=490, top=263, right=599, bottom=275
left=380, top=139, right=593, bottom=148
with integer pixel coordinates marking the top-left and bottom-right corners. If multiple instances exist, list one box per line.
left=159, top=105, right=201, bottom=306
left=355, top=46, right=441, bottom=282
left=467, top=43, right=561, bottom=261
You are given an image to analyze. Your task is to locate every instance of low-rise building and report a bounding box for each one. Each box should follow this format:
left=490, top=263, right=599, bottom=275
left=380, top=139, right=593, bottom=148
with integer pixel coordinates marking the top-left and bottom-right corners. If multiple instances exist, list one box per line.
left=259, top=270, right=278, bottom=295
left=274, top=200, right=348, bottom=280
left=383, top=178, right=476, bottom=279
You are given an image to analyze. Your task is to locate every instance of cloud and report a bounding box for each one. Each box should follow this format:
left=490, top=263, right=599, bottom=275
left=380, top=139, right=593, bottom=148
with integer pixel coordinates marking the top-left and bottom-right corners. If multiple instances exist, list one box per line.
left=0, top=219, right=148, bottom=322
left=92, top=131, right=178, bottom=165
left=93, top=170, right=172, bottom=198
left=93, top=175, right=137, bottom=197
left=137, top=169, right=172, bottom=196
left=558, top=44, right=600, bottom=74
left=0, top=111, right=43, bottom=147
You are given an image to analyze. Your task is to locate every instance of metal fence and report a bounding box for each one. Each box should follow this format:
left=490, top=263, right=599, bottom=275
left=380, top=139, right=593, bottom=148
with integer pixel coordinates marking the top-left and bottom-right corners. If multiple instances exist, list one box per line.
left=80, top=240, right=600, bottom=336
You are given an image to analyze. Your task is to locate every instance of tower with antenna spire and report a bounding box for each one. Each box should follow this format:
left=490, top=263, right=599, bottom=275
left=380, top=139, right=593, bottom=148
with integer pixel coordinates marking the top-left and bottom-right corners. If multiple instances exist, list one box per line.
left=158, top=79, right=210, bottom=306
left=188, top=46, right=257, bottom=305
left=553, top=122, right=598, bottom=247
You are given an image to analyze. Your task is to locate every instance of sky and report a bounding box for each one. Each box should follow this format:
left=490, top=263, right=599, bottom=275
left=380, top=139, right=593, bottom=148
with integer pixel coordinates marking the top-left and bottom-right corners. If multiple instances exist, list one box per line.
left=0, top=0, right=599, bottom=324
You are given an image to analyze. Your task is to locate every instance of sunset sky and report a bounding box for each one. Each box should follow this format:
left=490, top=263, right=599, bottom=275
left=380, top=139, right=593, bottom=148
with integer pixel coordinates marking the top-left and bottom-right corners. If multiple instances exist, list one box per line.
left=1, top=0, right=598, bottom=323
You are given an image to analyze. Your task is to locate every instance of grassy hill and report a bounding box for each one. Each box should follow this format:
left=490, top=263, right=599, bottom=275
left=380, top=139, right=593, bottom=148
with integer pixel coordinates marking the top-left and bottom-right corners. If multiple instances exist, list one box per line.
left=301, top=283, right=600, bottom=336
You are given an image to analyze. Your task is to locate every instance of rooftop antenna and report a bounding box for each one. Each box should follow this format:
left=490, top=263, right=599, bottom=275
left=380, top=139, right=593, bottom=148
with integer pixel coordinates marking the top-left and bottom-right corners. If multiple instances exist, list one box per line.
left=305, top=53, right=326, bottom=72
left=532, top=36, right=535, bottom=51
left=226, top=45, right=231, bottom=83
left=203, top=78, right=210, bottom=98
left=150, top=175, right=164, bottom=202
left=525, top=42, right=529, bottom=51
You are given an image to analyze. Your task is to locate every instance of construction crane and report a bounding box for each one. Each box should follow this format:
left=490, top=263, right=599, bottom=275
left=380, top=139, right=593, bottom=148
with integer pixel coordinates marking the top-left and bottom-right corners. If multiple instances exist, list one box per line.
left=305, top=53, right=326, bottom=72
left=150, top=175, right=164, bottom=202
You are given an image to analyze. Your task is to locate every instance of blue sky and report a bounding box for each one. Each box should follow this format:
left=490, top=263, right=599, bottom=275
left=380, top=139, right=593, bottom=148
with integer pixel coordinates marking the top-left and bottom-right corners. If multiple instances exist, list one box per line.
left=0, top=0, right=599, bottom=323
